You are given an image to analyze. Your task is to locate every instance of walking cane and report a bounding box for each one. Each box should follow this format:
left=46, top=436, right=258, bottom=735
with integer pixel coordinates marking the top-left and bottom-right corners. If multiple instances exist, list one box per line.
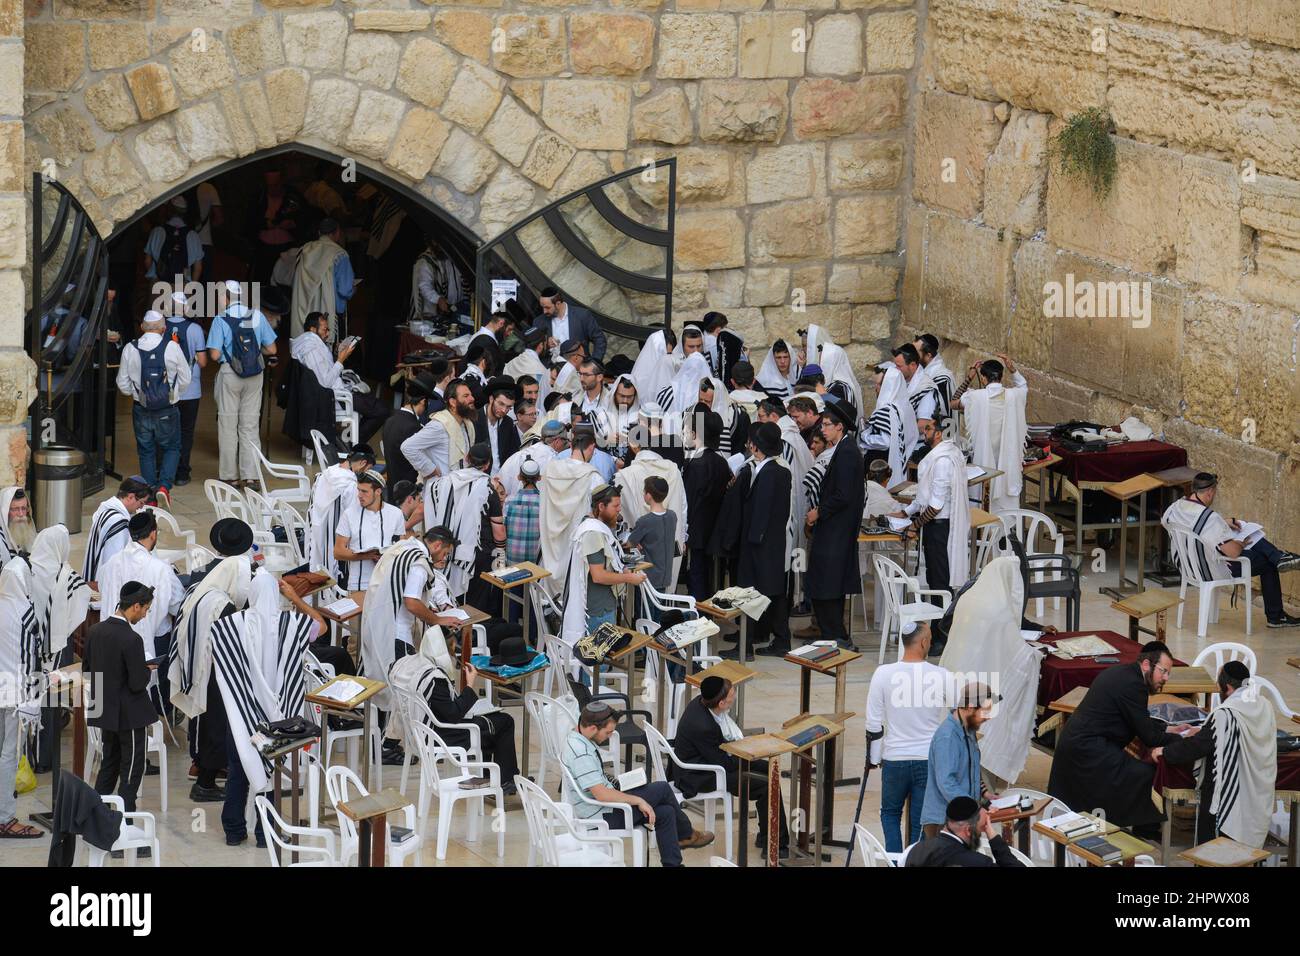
left=844, top=727, right=882, bottom=866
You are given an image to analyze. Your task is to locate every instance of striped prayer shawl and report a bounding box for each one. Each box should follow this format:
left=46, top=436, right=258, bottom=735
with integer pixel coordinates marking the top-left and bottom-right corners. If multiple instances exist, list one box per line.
left=274, top=610, right=314, bottom=718
left=803, top=454, right=832, bottom=511
left=908, top=382, right=940, bottom=417
left=1190, top=503, right=1219, bottom=583
left=210, top=612, right=277, bottom=791
left=357, top=542, right=432, bottom=683
left=36, top=567, right=89, bottom=657
left=864, top=404, right=907, bottom=474
left=18, top=601, right=40, bottom=696
left=82, top=503, right=129, bottom=582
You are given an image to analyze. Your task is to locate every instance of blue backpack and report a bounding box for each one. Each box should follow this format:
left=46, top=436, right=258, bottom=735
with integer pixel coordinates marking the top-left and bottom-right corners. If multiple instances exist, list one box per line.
left=137, top=337, right=173, bottom=410
left=222, top=312, right=265, bottom=378
left=167, top=319, right=199, bottom=366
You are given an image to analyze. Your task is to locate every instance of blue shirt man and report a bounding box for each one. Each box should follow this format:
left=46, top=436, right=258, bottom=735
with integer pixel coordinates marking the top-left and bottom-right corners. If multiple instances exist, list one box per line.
left=144, top=198, right=204, bottom=282
left=206, top=299, right=277, bottom=364
left=919, top=687, right=997, bottom=829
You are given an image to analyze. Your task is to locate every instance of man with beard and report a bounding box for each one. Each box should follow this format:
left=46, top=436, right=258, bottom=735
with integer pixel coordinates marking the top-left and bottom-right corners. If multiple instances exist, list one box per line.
left=918, top=682, right=1000, bottom=838
left=560, top=485, right=647, bottom=644
left=426, top=443, right=505, bottom=612
left=308, top=445, right=377, bottom=578
left=0, top=488, right=34, bottom=569
left=504, top=328, right=551, bottom=409
left=402, top=379, right=477, bottom=483
left=1047, top=642, right=1192, bottom=835
left=82, top=477, right=153, bottom=590
left=907, top=796, right=1024, bottom=867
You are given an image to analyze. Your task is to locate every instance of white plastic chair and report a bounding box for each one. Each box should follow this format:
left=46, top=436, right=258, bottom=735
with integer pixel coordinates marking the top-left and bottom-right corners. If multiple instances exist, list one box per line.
left=244, top=439, right=312, bottom=508
left=1252, top=676, right=1297, bottom=720
left=516, top=775, right=625, bottom=867
left=644, top=723, right=733, bottom=862
left=274, top=499, right=309, bottom=565
left=310, top=429, right=336, bottom=470
left=853, top=822, right=894, bottom=867
left=147, top=506, right=196, bottom=571
left=411, top=722, right=505, bottom=861
left=334, top=388, right=360, bottom=447
left=1163, top=521, right=1253, bottom=638
left=560, top=763, right=647, bottom=867
left=873, top=554, right=950, bottom=663
left=1002, top=788, right=1082, bottom=867
left=524, top=691, right=561, bottom=790
left=84, top=721, right=168, bottom=812
left=1192, top=642, right=1258, bottom=708
left=204, top=478, right=253, bottom=524
left=86, top=795, right=160, bottom=867
left=254, top=795, right=339, bottom=867
left=325, top=764, right=422, bottom=867
left=709, top=855, right=737, bottom=867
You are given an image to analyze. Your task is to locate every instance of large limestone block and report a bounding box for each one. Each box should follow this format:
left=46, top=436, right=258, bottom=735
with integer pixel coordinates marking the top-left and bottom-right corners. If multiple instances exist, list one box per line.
left=0, top=44, right=20, bottom=116
left=479, top=167, right=537, bottom=236
left=657, top=14, right=737, bottom=79
left=435, top=10, right=493, bottom=63
left=388, top=108, right=451, bottom=181
left=834, top=195, right=898, bottom=257
left=1247, top=0, right=1300, bottom=49
left=82, top=142, right=143, bottom=200
left=790, top=264, right=826, bottom=305
left=866, top=11, right=915, bottom=72
left=747, top=143, right=823, bottom=204
left=0, top=122, right=20, bottom=193
left=675, top=210, right=746, bottom=270
left=983, top=107, right=1049, bottom=237
left=707, top=269, right=745, bottom=308
left=228, top=17, right=284, bottom=77
left=442, top=62, right=506, bottom=134
left=1243, top=243, right=1300, bottom=312
left=239, top=81, right=278, bottom=149
left=283, top=11, right=348, bottom=71
left=1176, top=156, right=1245, bottom=295
left=1047, top=138, right=1181, bottom=276
left=344, top=32, right=400, bottom=88
left=492, top=14, right=566, bottom=77
left=1180, top=294, right=1244, bottom=434
left=899, top=198, right=923, bottom=329
left=25, top=23, right=84, bottom=93
left=173, top=101, right=235, bottom=163
left=828, top=139, right=902, bottom=191
left=792, top=75, right=903, bottom=139
left=345, top=90, right=405, bottom=160
left=126, top=64, right=180, bottom=121
left=353, top=11, right=433, bottom=32
left=552, top=151, right=608, bottom=196
left=632, top=88, right=692, bottom=144
left=265, top=68, right=309, bottom=141
left=1239, top=303, right=1300, bottom=451
left=749, top=198, right=831, bottom=262
left=851, top=304, right=891, bottom=340
left=432, top=126, right=499, bottom=193
left=744, top=267, right=789, bottom=307
left=912, top=90, right=1001, bottom=219
left=929, top=0, right=1108, bottom=117
left=89, top=23, right=149, bottom=71
left=482, top=97, right=541, bottom=166
left=920, top=213, right=1009, bottom=352
left=219, top=86, right=258, bottom=157
left=1008, top=239, right=1052, bottom=372
left=828, top=262, right=899, bottom=304
left=396, top=37, right=459, bottom=109
left=542, top=80, right=630, bottom=150
left=302, top=77, right=360, bottom=144
left=698, top=80, right=788, bottom=143
left=85, top=75, right=139, bottom=133
left=169, top=40, right=236, bottom=100
left=521, top=132, right=576, bottom=188
left=1242, top=174, right=1300, bottom=249
left=0, top=353, right=38, bottom=443
left=807, top=13, right=862, bottom=77
left=739, top=12, right=805, bottom=79
left=570, top=13, right=654, bottom=75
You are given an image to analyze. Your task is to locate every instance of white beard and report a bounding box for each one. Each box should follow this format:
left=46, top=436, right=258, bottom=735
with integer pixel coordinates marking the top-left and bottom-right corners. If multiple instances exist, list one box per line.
left=9, top=518, right=35, bottom=552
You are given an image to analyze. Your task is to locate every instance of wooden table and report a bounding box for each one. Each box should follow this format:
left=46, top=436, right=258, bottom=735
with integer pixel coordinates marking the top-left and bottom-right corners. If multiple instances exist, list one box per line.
left=1163, top=666, right=1218, bottom=702
left=1067, top=827, right=1155, bottom=867
left=445, top=604, right=492, bottom=687
left=967, top=467, right=1005, bottom=512
left=265, top=733, right=320, bottom=865
left=721, top=733, right=795, bottom=868
left=338, top=788, right=413, bottom=867
left=785, top=647, right=859, bottom=781
left=318, top=593, right=363, bottom=651
left=989, top=796, right=1053, bottom=855
left=776, top=713, right=848, bottom=861
left=1022, top=452, right=1062, bottom=512
left=1110, top=589, right=1182, bottom=643
left=1178, top=836, right=1271, bottom=867
left=1276, top=790, right=1299, bottom=868
left=1099, top=473, right=1166, bottom=599
left=1031, top=812, right=1122, bottom=867
left=479, top=561, right=552, bottom=653
left=968, top=506, right=1002, bottom=568
left=306, top=675, right=387, bottom=790
left=696, top=601, right=751, bottom=721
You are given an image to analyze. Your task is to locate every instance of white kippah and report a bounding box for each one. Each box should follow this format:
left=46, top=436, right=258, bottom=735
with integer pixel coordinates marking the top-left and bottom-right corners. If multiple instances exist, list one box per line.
left=901, top=621, right=917, bottom=636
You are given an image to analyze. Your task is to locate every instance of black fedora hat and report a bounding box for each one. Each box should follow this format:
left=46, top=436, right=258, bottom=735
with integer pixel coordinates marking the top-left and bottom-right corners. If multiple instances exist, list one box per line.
left=491, top=636, right=533, bottom=668
left=485, top=375, right=521, bottom=402
left=821, top=393, right=858, bottom=432
left=209, top=517, right=254, bottom=556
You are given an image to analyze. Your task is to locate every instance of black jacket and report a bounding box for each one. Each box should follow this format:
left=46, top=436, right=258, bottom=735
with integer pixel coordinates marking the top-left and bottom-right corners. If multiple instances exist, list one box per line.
left=382, top=407, right=424, bottom=490
left=48, top=771, right=123, bottom=865
left=533, top=305, right=606, bottom=360
left=475, top=409, right=523, bottom=467
left=672, top=697, right=737, bottom=798
left=82, top=616, right=156, bottom=732
left=806, top=437, right=865, bottom=600
left=282, top=358, right=339, bottom=456
left=683, top=450, right=733, bottom=551
left=736, top=459, right=791, bottom=597
left=906, top=831, right=1024, bottom=867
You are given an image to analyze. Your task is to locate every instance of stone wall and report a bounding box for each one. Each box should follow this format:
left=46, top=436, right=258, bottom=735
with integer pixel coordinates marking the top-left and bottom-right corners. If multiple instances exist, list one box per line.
left=1, top=0, right=33, bottom=486
left=902, top=0, right=1300, bottom=600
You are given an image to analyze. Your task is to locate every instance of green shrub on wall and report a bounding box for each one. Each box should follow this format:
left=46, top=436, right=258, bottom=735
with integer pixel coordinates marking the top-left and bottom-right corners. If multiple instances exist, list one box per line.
left=1049, top=108, right=1118, bottom=200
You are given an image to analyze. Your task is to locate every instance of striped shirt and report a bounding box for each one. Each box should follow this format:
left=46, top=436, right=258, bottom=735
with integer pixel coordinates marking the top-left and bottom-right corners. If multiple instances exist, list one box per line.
left=503, top=487, right=541, bottom=566
left=563, top=730, right=613, bottom=819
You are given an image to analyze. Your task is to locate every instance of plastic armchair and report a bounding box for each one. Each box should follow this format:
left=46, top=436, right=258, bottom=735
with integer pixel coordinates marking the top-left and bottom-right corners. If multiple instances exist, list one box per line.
left=560, top=764, right=647, bottom=867
left=325, top=764, right=422, bottom=867
left=147, top=506, right=196, bottom=571
left=1192, top=643, right=1258, bottom=708
left=999, top=509, right=1067, bottom=616
left=566, top=677, right=653, bottom=774
left=1252, top=676, right=1297, bottom=720
left=1162, top=520, right=1253, bottom=638
left=644, top=723, right=733, bottom=862
left=204, top=478, right=252, bottom=524
left=244, top=439, right=312, bottom=508
left=516, top=775, right=625, bottom=867
left=86, top=795, right=160, bottom=867
left=873, top=554, right=950, bottom=663
left=410, top=722, right=505, bottom=861
left=254, top=795, right=339, bottom=867
left=333, top=388, right=360, bottom=447
left=852, top=823, right=894, bottom=868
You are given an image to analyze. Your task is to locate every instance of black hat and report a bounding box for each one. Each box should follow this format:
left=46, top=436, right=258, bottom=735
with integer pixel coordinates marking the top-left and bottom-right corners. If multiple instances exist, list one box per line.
left=699, top=675, right=728, bottom=705
left=209, top=517, right=254, bottom=556
left=118, top=580, right=155, bottom=608
left=485, top=376, right=521, bottom=401
left=258, top=286, right=290, bottom=316
left=1192, top=472, right=1218, bottom=491
left=821, top=393, right=858, bottom=432
left=466, top=442, right=492, bottom=467
left=407, top=372, right=438, bottom=399
left=560, top=338, right=584, bottom=357
left=750, top=421, right=783, bottom=458
left=605, top=354, right=634, bottom=377
left=490, top=636, right=533, bottom=668
left=427, top=357, right=450, bottom=379
left=522, top=325, right=545, bottom=347
left=389, top=479, right=418, bottom=504
left=946, top=796, right=980, bottom=823
left=129, top=510, right=157, bottom=541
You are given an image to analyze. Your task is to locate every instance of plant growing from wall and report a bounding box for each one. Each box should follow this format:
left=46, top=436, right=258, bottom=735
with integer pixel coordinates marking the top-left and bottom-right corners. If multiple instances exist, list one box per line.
left=1049, top=108, right=1118, bottom=200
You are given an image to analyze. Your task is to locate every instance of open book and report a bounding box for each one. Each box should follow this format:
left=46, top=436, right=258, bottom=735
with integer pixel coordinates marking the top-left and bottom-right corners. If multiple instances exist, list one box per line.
left=1227, top=521, right=1265, bottom=548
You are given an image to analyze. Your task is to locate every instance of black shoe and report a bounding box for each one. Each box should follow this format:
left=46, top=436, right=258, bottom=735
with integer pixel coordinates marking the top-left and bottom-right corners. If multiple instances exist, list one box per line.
left=144, top=762, right=160, bottom=777
left=175, top=477, right=191, bottom=487
left=755, top=643, right=792, bottom=658
left=720, top=646, right=755, bottom=662
left=190, top=783, right=225, bottom=803
left=1132, top=823, right=1162, bottom=840
left=1267, top=614, right=1300, bottom=628
left=1277, top=555, right=1300, bottom=573
left=836, top=638, right=858, bottom=652
left=381, top=747, right=407, bottom=766
left=225, top=833, right=247, bottom=846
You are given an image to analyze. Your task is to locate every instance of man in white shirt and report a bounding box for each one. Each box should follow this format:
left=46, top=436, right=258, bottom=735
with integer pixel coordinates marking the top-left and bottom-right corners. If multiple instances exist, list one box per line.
left=289, top=311, right=390, bottom=443
left=401, top=379, right=477, bottom=482
left=891, top=344, right=940, bottom=449
left=865, top=622, right=950, bottom=852
left=117, top=310, right=192, bottom=503
left=574, top=359, right=611, bottom=446
left=901, top=417, right=969, bottom=599
left=473, top=377, right=520, bottom=474
left=334, top=472, right=406, bottom=598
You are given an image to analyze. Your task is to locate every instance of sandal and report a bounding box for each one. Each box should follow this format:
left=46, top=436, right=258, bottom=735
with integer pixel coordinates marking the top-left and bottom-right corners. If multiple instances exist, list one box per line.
left=0, top=819, right=45, bottom=839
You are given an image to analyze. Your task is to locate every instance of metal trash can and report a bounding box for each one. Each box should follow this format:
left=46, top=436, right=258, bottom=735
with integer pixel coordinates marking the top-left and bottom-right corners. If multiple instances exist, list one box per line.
left=33, top=445, right=87, bottom=534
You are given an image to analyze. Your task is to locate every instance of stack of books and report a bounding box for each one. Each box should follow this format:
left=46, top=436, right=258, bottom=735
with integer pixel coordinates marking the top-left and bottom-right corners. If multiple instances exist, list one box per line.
left=1040, top=811, right=1100, bottom=840
left=1076, top=834, right=1123, bottom=864
left=790, top=642, right=840, bottom=663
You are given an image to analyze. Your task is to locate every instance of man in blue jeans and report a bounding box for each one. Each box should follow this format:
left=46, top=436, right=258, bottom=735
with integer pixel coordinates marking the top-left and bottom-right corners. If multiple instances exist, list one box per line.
left=564, top=702, right=713, bottom=866
left=919, top=682, right=999, bottom=839
left=115, top=310, right=191, bottom=506
left=865, top=622, right=949, bottom=851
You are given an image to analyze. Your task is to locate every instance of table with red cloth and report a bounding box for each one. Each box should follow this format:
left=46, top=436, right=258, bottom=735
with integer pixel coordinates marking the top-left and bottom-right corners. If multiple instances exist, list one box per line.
left=1035, top=438, right=1188, bottom=485
left=1036, top=630, right=1187, bottom=709
left=1152, top=750, right=1300, bottom=798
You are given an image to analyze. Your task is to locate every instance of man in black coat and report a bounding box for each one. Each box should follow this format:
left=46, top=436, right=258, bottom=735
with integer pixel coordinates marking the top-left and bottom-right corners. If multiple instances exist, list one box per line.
left=906, top=796, right=1025, bottom=867
left=474, top=376, right=523, bottom=474
left=1047, top=641, right=1188, bottom=832
left=672, top=676, right=788, bottom=856
left=533, top=286, right=606, bottom=360
left=82, top=581, right=158, bottom=815
left=729, top=422, right=793, bottom=660
left=422, top=659, right=520, bottom=791
left=382, top=372, right=436, bottom=494
left=805, top=395, right=865, bottom=651
left=683, top=410, right=733, bottom=601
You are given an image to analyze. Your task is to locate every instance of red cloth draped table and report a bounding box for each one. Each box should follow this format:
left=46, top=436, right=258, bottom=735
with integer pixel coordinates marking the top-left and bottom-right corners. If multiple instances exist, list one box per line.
left=1040, top=439, right=1188, bottom=485
left=1152, top=751, right=1300, bottom=796
left=1036, top=630, right=1186, bottom=709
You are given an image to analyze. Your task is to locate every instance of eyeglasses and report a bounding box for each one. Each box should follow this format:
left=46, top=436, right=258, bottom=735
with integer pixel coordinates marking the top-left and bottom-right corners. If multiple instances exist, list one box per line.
left=1154, top=663, right=1171, bottom=676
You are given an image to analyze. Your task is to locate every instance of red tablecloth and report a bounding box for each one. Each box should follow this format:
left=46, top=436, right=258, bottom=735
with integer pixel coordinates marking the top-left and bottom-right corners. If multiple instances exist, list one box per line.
left=1153, top=751, right=1300, bottom=797
left=1036, top=630, right=1187, bottom=709
left=1040, top=439, right=1187, bottom=485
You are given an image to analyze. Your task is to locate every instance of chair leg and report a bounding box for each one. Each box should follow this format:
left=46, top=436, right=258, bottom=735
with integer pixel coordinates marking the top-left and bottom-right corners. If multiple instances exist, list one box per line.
left=437, top=797, right=453, bottom=860
left=1197, top=586, right=1212, bottom=638
left=1244, top=582, right=1252, bottom=635
left=723, top=797, right=734, bottom=862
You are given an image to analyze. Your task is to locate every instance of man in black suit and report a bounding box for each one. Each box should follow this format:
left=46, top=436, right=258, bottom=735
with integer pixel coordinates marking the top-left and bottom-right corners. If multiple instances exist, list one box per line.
left=805, top=394, right=865, bottom=651
left=474, top=376, right=523, bottom=475
left=534, top=285, right=606, bottom=360
left=673, top=676, right=789, bottom=857
left=82, top=581, right=159, bottom=815
left=383, top=372, right=437, bottom=493
left=906, top=796, right=1025, bottom=867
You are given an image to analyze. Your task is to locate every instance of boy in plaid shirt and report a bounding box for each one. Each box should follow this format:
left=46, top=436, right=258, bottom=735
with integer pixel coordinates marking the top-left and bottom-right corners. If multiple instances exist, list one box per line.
left=504, top=458, right=542, bottom=565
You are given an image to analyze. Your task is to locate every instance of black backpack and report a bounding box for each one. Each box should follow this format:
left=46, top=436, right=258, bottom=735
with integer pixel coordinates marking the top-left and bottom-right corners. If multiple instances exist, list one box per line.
left=159, top=223, right=190, bottom=284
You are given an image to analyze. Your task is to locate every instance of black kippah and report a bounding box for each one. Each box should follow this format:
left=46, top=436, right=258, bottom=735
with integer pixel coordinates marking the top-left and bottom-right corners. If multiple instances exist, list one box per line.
left=946, top=796, right=980, bottom=822
left=118, top=580, right=154, bottom=607
left=700, top=675, right=725, bottom=703
left=129, top=511, right=156, bottom=540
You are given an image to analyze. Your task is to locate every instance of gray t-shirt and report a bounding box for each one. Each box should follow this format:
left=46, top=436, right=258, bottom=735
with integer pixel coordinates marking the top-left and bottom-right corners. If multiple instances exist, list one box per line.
left=584, top=530, right=618, bottom=619
left=626, top=510, right=677, bottom=590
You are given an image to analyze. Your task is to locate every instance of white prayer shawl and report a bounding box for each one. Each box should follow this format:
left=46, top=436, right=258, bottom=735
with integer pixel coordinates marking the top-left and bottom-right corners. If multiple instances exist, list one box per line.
left=309, top=464, right=357, bottom=574
left=539, top=457, right=601, bottom=597
left=905, top=366, right=942, bottom=423
left=630, top=330, right=677, bottom=407
left=805, top=324, right=864, bottom=425
left=291, top=237, right=345, bottom=339
left=939, top=556, right=1041, bottom=784
left=498, top=442, right=557, bottom=501
left=561, top=517, right=623, bottom=644
left=0, top=486, right=20, bottom=568
left=615, top=450, right=689, bottom=550
left=962, top=382, right=1028, bottom=515
left=602, top=374, right=642, bottom=452
left=247, top=568, right=314, bottom=709
left=29, top=525, right=90, bottom=658
left=778, top=415, right=814, bottom=546
left=1162, top=498, right=1235, bottom=582
left=425, top=468, right=492, bottom=599
left=555, top=361, right=580, bottom=396
left=865, top=481, right=901, bottom=521
left=659, top=352, right=713, bottom=434
left=671, top=324, right=703, bottom=359
left=504, top=348, right=550, bottom=408
left=170, top=556, right=251, bottom=719
left=915, top=439, right=971, bottom=588
left=82, top=496, right=131, bottom=584
left=926, top=354, right=956, bottom=417
left=756, top=342, right=800, bottom=399
left=870, top=366, right=919, bottom=482
left=1206, top=683, right=1277, bottom=847
left=360, top=539, right=433, bottom=711
left=98, top=542, right=182, bottom=645
left=0, top=560, right=41, bottom=699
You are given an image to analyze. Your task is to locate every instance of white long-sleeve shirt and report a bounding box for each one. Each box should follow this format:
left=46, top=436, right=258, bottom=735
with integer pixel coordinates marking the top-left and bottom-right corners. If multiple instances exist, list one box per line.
left=402, top=418, right=452, bottom=479
left=906, top=450, right=955, bottom=518
left=290, top=331, right=345, bottom=391
left=116, top=332, right=192, bottom=405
